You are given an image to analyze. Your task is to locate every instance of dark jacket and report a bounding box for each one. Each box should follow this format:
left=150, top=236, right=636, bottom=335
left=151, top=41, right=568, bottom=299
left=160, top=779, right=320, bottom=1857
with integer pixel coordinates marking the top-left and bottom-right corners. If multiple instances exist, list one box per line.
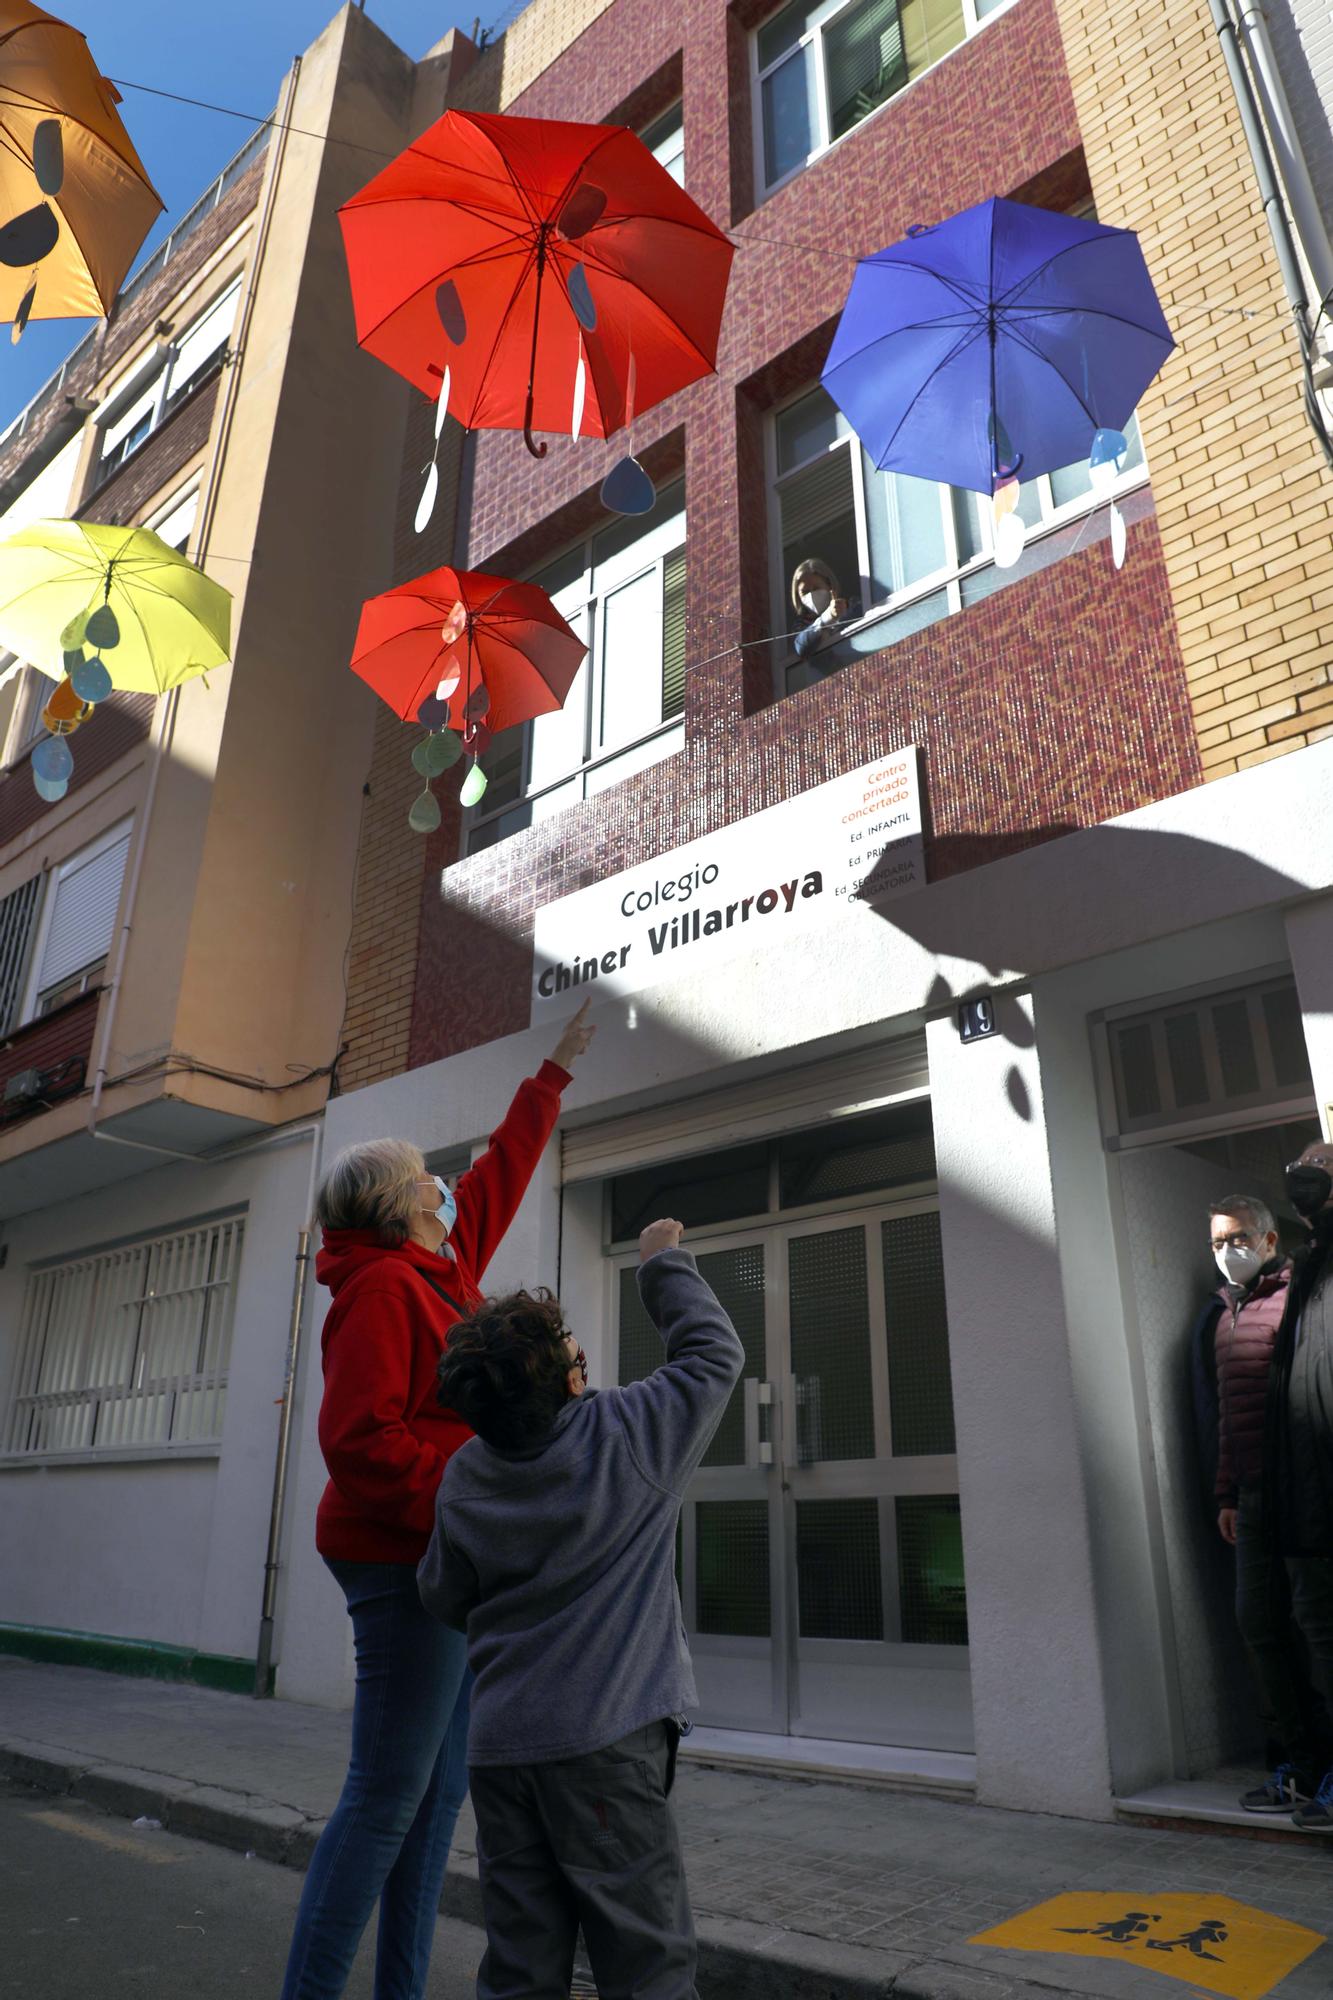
left=314, top=1060, right=569, bottom=1563
left=1265, top=1216, right=1333, bottom=1557
left=417, top=1247, right=744, bottom=1766
left=1213, top=1261, right=1291, bottom=1504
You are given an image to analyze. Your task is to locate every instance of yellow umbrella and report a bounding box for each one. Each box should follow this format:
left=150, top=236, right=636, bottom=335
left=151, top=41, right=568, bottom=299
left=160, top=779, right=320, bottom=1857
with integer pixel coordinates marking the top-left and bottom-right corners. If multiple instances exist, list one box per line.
left=0, top=519, right=232, bottom=693
left=0, top=0, right=162, bottom=330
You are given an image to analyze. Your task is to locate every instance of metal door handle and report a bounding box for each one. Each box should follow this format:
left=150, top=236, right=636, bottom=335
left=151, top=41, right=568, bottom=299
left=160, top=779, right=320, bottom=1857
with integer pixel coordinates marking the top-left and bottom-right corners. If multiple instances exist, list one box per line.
left=744, top=1378, right=776, bottom=1467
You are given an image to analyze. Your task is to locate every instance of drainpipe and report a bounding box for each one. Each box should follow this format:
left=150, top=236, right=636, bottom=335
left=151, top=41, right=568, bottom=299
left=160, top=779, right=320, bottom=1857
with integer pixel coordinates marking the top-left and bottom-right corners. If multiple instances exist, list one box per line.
left=254, top=1224, right=312, bottom=1695
left=87, top=57, right=301, bottom=1159
left=1206, top=0, right=1311, bottom=330
left=1234, top=0, right=1333, bottom=316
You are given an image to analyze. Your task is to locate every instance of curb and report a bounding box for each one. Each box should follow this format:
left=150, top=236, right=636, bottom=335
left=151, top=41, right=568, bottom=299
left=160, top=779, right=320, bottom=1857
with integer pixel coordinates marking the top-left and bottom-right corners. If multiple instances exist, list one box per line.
left=0, top=1734, right=1054, bottom=2000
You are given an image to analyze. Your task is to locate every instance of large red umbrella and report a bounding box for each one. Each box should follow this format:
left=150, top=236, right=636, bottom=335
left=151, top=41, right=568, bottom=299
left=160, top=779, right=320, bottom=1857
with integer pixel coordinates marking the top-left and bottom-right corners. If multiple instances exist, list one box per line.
left=351, top=564, right=586, bottom=735
left=339, top=109, right=734, bottom=457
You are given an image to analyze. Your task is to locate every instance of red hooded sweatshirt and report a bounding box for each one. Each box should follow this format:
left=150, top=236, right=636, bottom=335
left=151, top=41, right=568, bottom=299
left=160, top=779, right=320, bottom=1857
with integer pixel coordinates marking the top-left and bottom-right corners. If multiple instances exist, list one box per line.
left=314, top=1059, right=570, bottom=1564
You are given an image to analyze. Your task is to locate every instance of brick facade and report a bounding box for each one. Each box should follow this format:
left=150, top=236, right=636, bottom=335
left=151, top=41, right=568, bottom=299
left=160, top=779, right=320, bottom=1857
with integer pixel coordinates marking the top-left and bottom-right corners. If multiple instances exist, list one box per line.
left=1055, top=0, right=1333, bottom=775
left=340, top=0, right=1278, bottom=1086
left=78, top=371, right=221, bottom=526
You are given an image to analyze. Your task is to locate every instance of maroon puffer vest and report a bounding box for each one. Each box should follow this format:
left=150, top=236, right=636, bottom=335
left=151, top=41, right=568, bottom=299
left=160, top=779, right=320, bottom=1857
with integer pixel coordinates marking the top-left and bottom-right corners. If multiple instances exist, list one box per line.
left=1214, top=1260, right=1291, bottom=1502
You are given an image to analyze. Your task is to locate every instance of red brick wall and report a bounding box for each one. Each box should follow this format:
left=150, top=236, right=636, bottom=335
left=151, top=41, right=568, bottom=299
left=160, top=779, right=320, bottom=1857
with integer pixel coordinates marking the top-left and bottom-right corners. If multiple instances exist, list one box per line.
left=340, top=0, right=1204, bottom=1083
left=78, top=373, right=221, bottom=526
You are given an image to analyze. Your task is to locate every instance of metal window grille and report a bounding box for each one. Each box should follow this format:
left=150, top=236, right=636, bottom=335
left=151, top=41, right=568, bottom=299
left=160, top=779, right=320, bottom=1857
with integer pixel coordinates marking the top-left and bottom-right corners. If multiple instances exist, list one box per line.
left=3, top=1215, right=245, bottom=1458
left=1104, top=975, right=1315, bottom=1142
left=0, top=873, right=40, bottom=1031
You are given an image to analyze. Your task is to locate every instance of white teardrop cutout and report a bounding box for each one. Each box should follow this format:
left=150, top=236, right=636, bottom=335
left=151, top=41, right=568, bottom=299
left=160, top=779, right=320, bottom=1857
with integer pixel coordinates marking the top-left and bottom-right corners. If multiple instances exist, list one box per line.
left=434, top=364, right=451, bottom=441
left=414, top=461, right=439, bottom=534
left=572, top=347, right=586, bottom=440
left=1110, top=501, right=1126, bottom=569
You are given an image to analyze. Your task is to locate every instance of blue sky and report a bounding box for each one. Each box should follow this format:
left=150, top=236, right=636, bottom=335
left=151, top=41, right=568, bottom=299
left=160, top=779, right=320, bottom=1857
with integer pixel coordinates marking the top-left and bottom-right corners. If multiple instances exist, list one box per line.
left=1, top=0, right=478, bottom=428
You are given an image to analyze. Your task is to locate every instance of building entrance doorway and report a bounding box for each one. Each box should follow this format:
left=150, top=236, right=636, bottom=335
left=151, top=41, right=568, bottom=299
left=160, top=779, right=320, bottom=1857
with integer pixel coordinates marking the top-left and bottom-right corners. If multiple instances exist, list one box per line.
left=608, top=1099, right=973, bottom=1753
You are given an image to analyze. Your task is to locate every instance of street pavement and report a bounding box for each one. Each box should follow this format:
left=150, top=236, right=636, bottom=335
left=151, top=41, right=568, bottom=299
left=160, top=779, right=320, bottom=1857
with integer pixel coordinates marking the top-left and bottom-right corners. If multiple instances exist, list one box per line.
left=0, top=1782, right=486, bottom=1999
left=3, top=1655, right=1332, bottom=2000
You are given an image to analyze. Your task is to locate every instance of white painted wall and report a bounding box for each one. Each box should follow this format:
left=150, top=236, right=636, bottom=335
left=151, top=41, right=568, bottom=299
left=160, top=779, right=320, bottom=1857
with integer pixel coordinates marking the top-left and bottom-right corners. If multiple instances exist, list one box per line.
left=1285, top=892, right=1333, bottom=1138
left=0, top=1129, right=316, bottom=1662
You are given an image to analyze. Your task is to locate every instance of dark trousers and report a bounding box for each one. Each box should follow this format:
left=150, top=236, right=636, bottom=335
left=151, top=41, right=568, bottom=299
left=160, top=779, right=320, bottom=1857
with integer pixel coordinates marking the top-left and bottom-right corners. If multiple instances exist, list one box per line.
left=470, top=1720, right=695, bottom=2000
left=1235, top=1487, right=1333, bottom=1775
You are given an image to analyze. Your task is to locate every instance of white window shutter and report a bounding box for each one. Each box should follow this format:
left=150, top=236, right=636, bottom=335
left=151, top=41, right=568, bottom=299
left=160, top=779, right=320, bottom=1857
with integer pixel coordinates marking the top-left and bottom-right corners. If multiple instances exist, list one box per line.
left=170, top=280, right=240, bottom=392
left=35, top=827, right=132, bottom=998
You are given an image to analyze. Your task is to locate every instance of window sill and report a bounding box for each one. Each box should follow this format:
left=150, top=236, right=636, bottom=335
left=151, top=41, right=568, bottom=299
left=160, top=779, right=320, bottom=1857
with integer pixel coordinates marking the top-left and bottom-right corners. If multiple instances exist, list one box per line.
left=0, top=1442, right=222, bottom=1470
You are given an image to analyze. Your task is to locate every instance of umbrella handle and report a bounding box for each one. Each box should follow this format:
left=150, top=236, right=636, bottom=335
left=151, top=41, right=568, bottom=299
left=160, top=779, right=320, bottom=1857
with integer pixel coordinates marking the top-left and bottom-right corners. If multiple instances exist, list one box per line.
left=523, top=226, right=551, bottom=460
left=523, top=417, right=548, bottom=460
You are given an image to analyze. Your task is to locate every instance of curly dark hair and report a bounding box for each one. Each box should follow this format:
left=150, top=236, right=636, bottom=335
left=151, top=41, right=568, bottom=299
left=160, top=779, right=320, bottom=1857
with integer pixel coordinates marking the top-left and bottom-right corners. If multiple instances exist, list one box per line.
left=436, top=1287, right=574, bottom=1450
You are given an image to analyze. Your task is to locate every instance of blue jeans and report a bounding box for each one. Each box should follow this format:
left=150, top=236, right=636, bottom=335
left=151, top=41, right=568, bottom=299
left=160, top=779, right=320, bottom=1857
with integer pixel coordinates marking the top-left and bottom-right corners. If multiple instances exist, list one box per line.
left=280, top=1560, right=472, bottom=2000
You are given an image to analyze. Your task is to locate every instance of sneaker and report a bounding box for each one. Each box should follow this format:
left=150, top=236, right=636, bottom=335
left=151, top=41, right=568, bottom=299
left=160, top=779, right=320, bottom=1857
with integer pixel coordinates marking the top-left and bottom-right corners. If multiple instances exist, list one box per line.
left=1239, top=1762, right=1314, bottom=1813
left=1291, top=1770, right=1333, bottom=1832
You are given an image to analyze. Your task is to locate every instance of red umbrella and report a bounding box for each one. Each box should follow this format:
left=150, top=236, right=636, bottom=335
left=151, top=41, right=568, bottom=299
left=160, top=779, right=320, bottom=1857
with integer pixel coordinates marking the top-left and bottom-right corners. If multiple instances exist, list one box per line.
left=339, top=109, right=734, bottom=457
left=350, top=565, right=586, bottom=736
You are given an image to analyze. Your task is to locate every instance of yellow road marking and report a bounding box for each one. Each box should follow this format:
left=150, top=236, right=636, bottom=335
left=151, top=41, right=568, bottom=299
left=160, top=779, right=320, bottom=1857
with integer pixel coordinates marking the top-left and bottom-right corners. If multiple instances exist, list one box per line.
left=972, top=1893, right=1324, bottom=2000
left=29, top=1808, right=183, bottom=1866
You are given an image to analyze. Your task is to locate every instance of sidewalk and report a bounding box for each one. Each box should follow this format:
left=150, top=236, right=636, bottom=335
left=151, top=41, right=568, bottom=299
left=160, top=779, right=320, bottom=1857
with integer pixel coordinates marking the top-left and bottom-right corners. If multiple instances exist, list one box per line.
left=2, top=1655, right=1330, bottom=2000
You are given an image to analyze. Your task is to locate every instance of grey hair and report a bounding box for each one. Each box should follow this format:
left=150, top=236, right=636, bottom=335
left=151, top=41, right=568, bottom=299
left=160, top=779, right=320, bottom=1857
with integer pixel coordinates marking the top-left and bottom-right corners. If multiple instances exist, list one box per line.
left=317, top=1138, right=428, bottom=1245
left=1208, top=1193, right=1277, bottom=1239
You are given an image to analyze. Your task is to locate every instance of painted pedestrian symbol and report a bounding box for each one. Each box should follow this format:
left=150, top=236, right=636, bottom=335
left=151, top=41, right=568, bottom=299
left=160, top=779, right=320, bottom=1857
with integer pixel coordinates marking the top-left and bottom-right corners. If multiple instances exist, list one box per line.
left=1147, top=1918, right=1229, bottom=1963
left=1057, top=1910, right=1159, bottom=1945
left=971, top=1892, right=1325, bottom=2000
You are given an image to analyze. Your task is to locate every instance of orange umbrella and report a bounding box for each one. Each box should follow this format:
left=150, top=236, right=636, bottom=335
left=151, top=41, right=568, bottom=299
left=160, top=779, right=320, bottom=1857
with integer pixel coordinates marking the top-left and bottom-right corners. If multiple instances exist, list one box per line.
left=0, top=1, right=162, bottom=331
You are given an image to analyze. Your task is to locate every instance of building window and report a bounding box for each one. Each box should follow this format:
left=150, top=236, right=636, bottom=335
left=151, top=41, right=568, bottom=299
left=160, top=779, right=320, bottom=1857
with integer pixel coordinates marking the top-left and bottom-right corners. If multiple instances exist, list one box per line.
left=1, top=1213, right=245, bottom=1459
left=148, top=484, right=200, bottom=555
left=96, top=278, right=240, bottom=481
left=770, top=383, right=1146, bottom=693
left=19, top=819, right=132, bottom=1022
left=642, top=102, right=684, bottom=184
left=465, top=481, right=687, bottom=854
left=754, top=0, right=1015, bottom=196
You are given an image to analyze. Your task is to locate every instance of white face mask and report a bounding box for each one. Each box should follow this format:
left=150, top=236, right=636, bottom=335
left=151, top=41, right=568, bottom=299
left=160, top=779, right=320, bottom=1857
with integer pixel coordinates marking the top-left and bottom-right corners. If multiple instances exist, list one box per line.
left=1215, top=1242, right=1263, bottom=1285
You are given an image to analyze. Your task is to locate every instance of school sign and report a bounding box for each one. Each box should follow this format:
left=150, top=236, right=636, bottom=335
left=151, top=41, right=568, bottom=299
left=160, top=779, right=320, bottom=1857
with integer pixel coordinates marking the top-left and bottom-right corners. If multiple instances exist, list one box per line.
left=530, top=747, right=923, bottom=1023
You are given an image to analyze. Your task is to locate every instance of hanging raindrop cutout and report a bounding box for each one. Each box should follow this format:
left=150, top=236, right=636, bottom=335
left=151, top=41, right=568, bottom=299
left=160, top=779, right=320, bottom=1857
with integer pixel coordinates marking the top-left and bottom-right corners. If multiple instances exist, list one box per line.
left=412, top=730, right=461, bottom=777
left=32, top=734, right=73, bottom=786
left=11, top=275, right=35, bottom=345
left=992, top=478, right=1025, bottom=569
left=85, top=603, right=120, bottom=650
left=557, top=185, right=606, bottom=241
left=33, top=120, right=64, bottom=197
left=415, top=462, right=439, bottom=535
left=460, top=760, right=488, bottom=808
left=0, top=203, right=58, bottom=267
left=567, top=264, right=596, bottom=332
left=601, top=349, right=652, bottom=515
left=1089, top=427, right=1129, bottom=569
left=408, top=788, right=442, bottom=834
left=572, top=342, right=586, bottom=440
left=70, top=655, right=112, bottom=702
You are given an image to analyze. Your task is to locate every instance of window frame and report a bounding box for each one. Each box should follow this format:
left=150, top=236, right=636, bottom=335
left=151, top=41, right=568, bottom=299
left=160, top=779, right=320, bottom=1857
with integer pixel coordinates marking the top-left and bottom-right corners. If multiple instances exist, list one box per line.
left=751, top=0, right=1020, bottom=200
left=641, top=100, right=684, bottom=184
left=766, top=381, right=1150, bottom=697
left=463, top=485, right=687, bottom=853
left=18, top=816, right=132, bottom=1026
left=94, top=276, right=241, bottom=482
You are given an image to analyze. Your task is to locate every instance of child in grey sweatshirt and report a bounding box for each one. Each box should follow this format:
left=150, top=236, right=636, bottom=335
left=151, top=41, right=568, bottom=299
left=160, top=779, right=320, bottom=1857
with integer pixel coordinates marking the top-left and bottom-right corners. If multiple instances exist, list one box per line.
left=418, top=1218, right=743, bottom=2000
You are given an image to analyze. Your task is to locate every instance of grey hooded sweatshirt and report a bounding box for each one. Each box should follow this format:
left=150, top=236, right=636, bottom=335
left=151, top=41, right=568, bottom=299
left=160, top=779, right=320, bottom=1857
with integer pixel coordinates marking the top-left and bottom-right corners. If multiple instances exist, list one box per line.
left=417, top=1247, right=743, bottom=1766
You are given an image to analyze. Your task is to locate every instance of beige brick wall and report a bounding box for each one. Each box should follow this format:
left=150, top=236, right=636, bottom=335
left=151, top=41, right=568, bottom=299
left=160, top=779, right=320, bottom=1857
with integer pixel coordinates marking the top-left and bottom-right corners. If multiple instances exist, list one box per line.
left=451, top=0, right=617, bottom=112
left=338, top=699, right=426, bottom=1094
left=1055, top=0, right=1333, bottom=778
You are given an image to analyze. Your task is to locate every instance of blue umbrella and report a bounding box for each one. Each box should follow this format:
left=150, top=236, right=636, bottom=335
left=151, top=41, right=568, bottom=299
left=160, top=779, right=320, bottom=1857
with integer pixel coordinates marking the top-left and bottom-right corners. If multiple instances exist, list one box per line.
left=821, top=197, right=1174, bottom=495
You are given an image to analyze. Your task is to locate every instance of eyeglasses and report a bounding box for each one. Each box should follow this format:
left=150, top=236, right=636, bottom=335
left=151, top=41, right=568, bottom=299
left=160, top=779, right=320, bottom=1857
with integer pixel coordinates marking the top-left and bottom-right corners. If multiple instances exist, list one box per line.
left=1210, top=1230, right=1256, bottom=1252
left=1286, top=1156, right=1332, bottom=1174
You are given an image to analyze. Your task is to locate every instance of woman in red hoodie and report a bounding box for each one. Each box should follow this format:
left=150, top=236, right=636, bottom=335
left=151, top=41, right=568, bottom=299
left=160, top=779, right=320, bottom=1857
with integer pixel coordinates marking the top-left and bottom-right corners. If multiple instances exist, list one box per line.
left=280, top=1004, right=594, bottom=2000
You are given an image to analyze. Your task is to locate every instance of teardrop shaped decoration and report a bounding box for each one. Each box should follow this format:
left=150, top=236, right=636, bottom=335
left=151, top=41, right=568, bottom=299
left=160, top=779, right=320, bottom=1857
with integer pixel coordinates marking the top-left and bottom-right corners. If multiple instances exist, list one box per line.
left=1089, top=426, right=1128, bottom=471
left=70, top=655, right=113, bottom=703
left=440, top=600, right=467, bottom=648
left=0, top=202, right=58, bottom=268
left=33, top=119, right=64, bottom=197
left=557, top=183, right=607, bottom=241
left=991, top=477, right=1020, bottom=527
left=993, top=511, right=1026, bottom=569
left=62, top=647, right=84, bottom=676
left=1109, top=500, right=1127, bottom=570
left=459, top=759, right=488, bottom=808
left=567, top=263, right=597, bottom=332
left=84, top=603, right=120, bottom=650
left=417, top=693, right=449, bottom=729
left=11, top=275, right=35, bottom=345
left=32, top=734, right=74, bottom=783
left=32, top=770, right=68, bottom=803
left=434, top=364, right=451, bottom=441
left=435, top=280, right=466, bottom=345
left=464, top=683, right=491, bottom=722
left=424, top=729, right=463, bottom=775
left=600, top=454, right=655, bottom=517
left=408, top=787, right=442, bottom=834
left=414, top=460, right=440, bottom=535
left=59, top=611, right=87, bottom=650
left=436, top=666, right=461, bottom=702
left=411, top=737, right=439, bottom=777
left=572, top=345, right=586, bottom=440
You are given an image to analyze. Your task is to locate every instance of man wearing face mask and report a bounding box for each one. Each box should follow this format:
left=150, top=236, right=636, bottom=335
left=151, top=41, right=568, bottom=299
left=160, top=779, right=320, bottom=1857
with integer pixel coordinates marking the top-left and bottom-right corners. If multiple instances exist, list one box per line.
left=1263, top=1139, right=1333, bottom=1833
left=1202, top=1197, right=1319, bottom=1812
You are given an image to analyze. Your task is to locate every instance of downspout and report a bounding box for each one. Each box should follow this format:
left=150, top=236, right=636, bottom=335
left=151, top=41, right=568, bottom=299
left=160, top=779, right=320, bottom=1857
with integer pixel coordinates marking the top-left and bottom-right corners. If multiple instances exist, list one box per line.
left=1206, top=0, right=1312, bottom=332
left=88, top=57, right=302, bottom=1156
left=1234, top=0, right=1333, bottom=314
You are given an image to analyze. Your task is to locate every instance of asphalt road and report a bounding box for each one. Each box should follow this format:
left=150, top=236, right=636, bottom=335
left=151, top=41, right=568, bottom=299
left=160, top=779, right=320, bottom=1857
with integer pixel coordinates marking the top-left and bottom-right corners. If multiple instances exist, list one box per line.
left=0, top=1778, right=487, bottom=1998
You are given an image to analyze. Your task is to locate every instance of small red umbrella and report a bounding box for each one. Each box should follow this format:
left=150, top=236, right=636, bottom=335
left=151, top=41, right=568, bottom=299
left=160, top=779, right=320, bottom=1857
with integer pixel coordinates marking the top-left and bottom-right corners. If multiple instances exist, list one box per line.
left=351, top=564, right=586, bottom=736
left=339, top=109, right=734, bottom=458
